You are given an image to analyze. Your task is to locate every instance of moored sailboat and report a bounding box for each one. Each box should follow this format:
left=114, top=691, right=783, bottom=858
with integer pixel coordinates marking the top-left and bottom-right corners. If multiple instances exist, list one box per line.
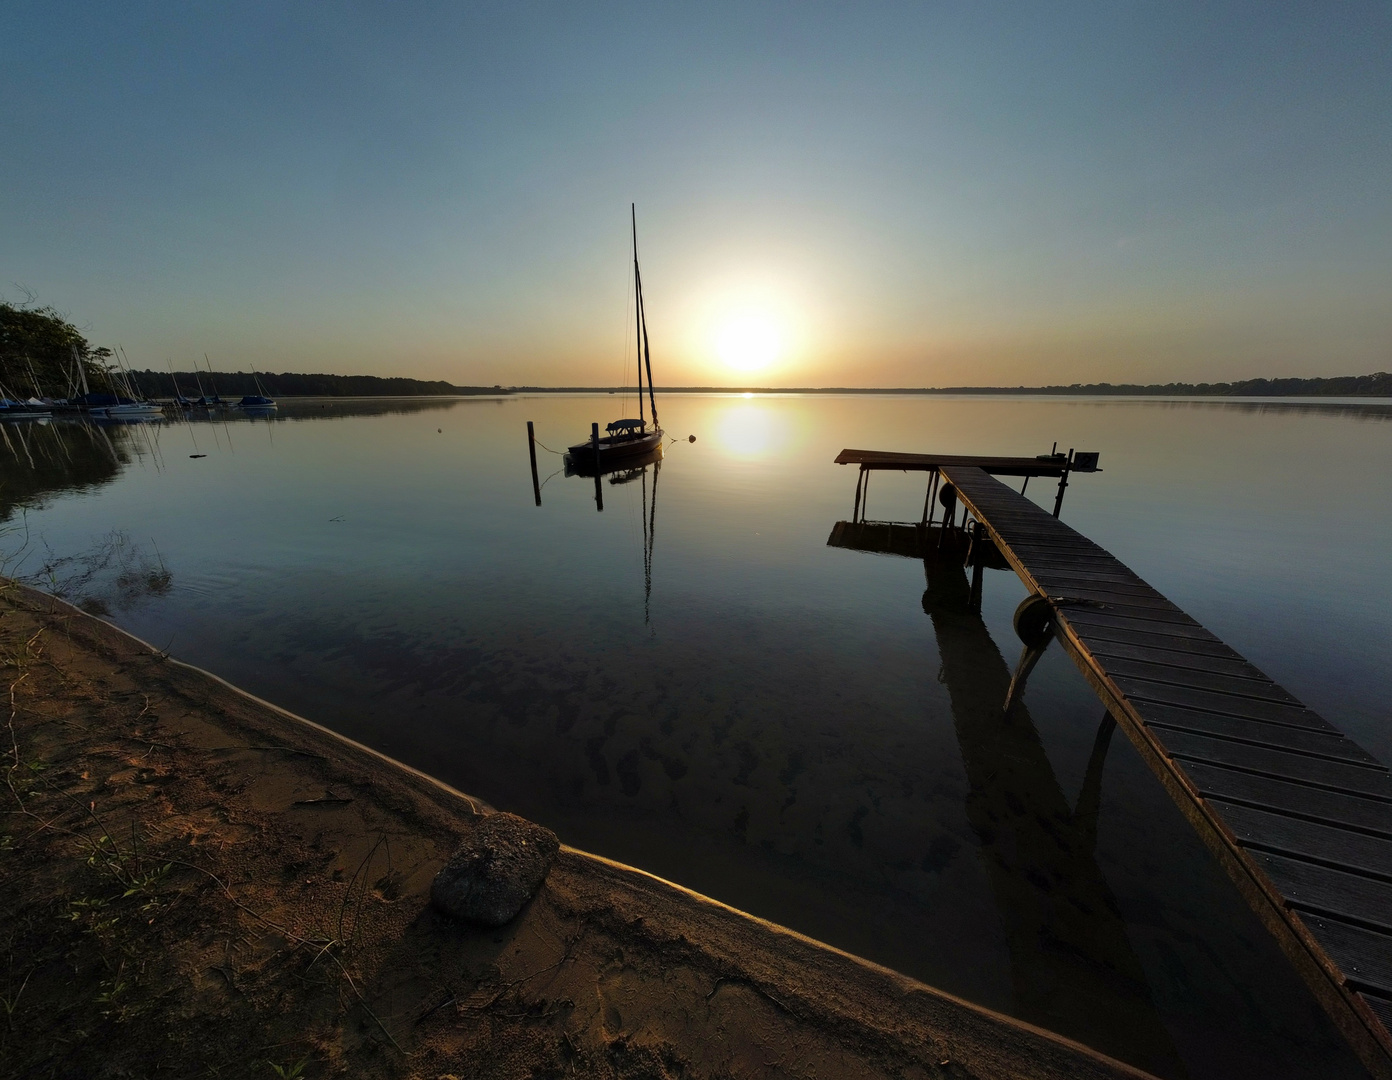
left=567, top=205, right=662, bottom=470
left=235, top=369, right=277, bottom=409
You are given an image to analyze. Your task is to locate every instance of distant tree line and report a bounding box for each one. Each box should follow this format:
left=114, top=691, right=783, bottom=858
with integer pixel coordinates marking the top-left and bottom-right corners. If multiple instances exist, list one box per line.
left=3, top=295, right=508, bottom=400
left=518, top=375, right=1392, bottom=396
left=5, top=295, right=1388, bottom=400
left=918, top=374, right=1392, bottom=397
left=126, top=370, right=508, bottom=398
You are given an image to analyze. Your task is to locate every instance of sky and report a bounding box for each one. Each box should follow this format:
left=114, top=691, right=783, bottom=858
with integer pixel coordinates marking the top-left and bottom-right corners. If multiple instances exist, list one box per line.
left=3, top=2, right=1389, bottom=387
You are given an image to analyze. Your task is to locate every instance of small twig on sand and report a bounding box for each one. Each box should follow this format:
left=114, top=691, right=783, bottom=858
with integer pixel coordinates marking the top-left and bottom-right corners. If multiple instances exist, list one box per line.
left=292, top=791, right=353, bottom=806
left=705, top=974, right=797, bottom=1018
left=204, top=746, right=328, bottom=759
left=465, top=919, right=588, bottom=1013
left=415, top=989, right=457, bottom=1026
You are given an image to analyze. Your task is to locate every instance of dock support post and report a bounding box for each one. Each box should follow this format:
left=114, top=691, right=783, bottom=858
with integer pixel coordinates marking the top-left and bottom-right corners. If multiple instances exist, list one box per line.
left=527, top=421, right=541, bottom=506
left=936, top=485, right=957, bottom=552
left=1074, top=712, right=1118, bottom=853
left=1052, top=449, right=1074, bottom=518
left=969, top=521, right=985, bottom=612
left=922, top=472, right=939, bottom=526
left=853, top=466, right=865, bottom=523
left=592, top=423, right=603, bottom=512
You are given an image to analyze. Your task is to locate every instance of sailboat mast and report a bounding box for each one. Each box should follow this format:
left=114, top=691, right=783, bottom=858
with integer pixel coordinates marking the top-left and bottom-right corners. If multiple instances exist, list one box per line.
left=639, top=276, right=658, bottom=425
left=74, top=344, right=90, bottom=396
left=632, top=204, right=644, bottom=426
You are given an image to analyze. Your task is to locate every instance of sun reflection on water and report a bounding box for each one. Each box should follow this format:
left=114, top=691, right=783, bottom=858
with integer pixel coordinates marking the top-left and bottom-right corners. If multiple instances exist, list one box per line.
left=712, top=400, right=791, bottom=459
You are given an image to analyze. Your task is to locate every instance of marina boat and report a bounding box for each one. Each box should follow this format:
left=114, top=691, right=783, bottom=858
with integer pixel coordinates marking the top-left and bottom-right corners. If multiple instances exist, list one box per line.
left=77, top=394, right=164, bottom=419
left=98, top=404, right=165, bottom=420
left=235, top=374, right=276, bottom=409
left=0, top=397, right=52, bottom=419
left=567, top=206, right=662, bottom=469
left=233, top=367, right=276, bottom=409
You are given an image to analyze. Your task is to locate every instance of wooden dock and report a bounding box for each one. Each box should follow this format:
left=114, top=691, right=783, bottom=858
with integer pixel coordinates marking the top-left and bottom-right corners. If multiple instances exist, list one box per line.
left=834, top=448, right=1092, bottom=526
left=838, top=452, right=1392, bottom=1078
left=834, top=449, right=1070, bottom=477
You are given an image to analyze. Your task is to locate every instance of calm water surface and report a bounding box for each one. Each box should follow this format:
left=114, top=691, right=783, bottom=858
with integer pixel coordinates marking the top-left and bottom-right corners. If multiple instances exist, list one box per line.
left=3, top=393, right=1390, bottom=1079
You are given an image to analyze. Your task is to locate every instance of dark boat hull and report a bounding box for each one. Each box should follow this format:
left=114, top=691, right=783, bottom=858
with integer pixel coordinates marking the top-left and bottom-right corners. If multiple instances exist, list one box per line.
left=566, top=429, right=663, bottom=475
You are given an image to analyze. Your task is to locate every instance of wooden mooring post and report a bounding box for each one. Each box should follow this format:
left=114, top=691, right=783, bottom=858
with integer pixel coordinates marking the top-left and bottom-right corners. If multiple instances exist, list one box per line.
left=526, top=421, right=541, bottom=506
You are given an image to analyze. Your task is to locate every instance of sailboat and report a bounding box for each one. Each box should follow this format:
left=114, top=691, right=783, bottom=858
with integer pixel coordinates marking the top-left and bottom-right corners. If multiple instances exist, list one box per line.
left=78, top=345, right=163, bottom=419
left=567, top=205, right=662, bottom=469
left=235, top=368, right=276, bottom=409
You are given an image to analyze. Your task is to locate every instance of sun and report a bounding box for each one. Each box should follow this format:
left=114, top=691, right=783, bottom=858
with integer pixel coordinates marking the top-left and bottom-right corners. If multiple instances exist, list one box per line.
left=713, top=313, right=783, bottom=375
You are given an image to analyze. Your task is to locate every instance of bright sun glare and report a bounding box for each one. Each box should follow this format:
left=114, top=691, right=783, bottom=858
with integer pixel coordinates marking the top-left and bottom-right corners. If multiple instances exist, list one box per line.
left=714, top=314, right=783, bottom=375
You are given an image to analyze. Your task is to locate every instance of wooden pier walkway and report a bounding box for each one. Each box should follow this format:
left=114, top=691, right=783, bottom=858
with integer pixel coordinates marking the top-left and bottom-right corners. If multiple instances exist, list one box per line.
left=833, top=446, right=1392, bottom=1076
left=923, top=462, right=1392, bottom=1078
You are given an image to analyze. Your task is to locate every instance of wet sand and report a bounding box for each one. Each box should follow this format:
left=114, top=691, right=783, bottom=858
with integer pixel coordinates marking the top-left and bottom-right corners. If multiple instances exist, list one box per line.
left=0, top=580, right=1157, bottom=1080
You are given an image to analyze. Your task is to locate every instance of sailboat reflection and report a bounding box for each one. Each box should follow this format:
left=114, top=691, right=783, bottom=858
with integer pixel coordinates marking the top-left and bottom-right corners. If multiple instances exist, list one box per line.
left=564, top=441, right=663, bottom=514
left=832, top=526, right=1185, bottom=1076
left=603, top=451, right=661, bottom=624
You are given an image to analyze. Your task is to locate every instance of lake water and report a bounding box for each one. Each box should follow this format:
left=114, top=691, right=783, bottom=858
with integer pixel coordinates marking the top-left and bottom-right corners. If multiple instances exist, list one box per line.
left=3, top=393, right=1390, bottom=1079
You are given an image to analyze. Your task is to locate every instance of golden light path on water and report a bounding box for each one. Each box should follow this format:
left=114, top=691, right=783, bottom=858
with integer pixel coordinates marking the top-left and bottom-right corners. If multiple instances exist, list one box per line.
left=710, top=398, right=799, bottom=459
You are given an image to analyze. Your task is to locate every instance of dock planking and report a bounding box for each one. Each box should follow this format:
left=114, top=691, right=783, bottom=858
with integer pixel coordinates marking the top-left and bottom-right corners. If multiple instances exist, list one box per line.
left=928, top=462, right=1392, bottom=1078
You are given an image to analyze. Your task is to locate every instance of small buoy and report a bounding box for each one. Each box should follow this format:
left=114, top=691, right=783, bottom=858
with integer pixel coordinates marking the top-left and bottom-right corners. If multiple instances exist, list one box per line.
left=688, top=435, right=696, bottom=443
left=189, top=454, right=206, bottom=459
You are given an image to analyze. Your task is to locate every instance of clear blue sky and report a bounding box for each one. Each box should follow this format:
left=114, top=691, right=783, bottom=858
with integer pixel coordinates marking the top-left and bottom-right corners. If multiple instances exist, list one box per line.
left=3, top=2, right=1389, bottom=386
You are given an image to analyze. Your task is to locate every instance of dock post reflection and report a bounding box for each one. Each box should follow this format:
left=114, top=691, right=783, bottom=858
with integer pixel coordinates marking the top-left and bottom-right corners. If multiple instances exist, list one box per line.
left=591, top=423, right=603, bottom=512
left=921, top=556, right=1185, bottom=1076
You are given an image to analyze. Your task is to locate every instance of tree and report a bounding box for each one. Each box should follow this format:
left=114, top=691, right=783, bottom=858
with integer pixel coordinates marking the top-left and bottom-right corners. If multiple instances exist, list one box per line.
left=0, top=294, right=110, bottom=398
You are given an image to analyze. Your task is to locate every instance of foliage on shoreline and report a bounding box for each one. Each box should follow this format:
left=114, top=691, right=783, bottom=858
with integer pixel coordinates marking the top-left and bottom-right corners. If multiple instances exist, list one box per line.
left=907, top=373, right=1392, bottom=397
left=125, top=370, right=507, bottom=399
left=0, top=301, right=109, bottom=398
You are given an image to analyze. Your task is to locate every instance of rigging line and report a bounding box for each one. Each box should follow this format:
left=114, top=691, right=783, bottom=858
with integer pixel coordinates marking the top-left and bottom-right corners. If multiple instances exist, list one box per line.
left=532, top=438, right=566, bottom=455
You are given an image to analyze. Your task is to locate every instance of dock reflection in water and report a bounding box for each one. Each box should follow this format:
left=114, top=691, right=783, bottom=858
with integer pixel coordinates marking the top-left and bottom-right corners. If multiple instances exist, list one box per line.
left=832, top=521, right=1184, bottom=1074
left=923, top=555, right=1184, bottom=1076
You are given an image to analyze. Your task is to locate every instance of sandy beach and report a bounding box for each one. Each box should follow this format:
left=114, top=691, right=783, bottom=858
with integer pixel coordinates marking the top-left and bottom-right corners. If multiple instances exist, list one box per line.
left=0, top=579, right=1158, bottom=1080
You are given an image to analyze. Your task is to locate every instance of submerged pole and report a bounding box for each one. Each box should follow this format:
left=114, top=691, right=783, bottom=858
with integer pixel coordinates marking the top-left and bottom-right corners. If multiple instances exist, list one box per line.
left=527, top=421, right=541, bottom=506
left=592, top=422, right=603, bottom=512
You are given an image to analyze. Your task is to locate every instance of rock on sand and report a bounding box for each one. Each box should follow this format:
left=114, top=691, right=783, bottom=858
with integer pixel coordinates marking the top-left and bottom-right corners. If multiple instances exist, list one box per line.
left=431, top=812, right=560, bottom=926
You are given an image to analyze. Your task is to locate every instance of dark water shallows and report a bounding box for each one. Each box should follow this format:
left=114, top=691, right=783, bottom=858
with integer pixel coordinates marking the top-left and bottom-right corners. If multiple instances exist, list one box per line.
left=3, top=393, right=1389, bottom=1079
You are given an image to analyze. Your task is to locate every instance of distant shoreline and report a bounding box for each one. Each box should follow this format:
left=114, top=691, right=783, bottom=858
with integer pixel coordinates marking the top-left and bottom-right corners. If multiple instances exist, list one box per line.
left=514, top=382, right=1392, bottom=398
left=129, top=369, right=1392, bottom=399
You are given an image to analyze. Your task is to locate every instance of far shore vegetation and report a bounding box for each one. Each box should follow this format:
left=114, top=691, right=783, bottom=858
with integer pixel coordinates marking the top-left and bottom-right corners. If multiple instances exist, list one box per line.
left=4, top=295, right=1388, bottom=400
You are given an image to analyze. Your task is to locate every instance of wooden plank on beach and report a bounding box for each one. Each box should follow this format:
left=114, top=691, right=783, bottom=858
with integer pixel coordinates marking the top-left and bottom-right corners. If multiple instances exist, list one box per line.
left=931, top=461, right=1392, bottom=1079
